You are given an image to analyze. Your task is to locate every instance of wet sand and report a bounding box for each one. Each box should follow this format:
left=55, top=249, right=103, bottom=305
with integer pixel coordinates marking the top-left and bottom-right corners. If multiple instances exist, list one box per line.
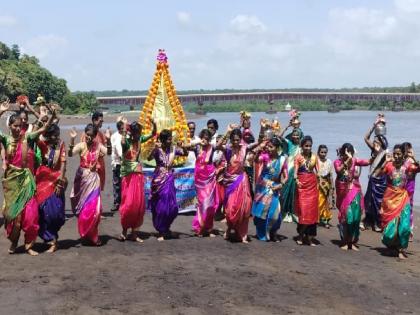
left=0, top=115, right=420, bottom=314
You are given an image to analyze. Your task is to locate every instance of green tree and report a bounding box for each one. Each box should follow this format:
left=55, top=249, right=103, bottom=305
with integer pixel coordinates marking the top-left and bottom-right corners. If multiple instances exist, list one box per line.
left=0, top=42, right=12, bottom=60
left=10, top=44, right=20, bottom=60
left=409, top=82, right=417, bottom=93
left=0, top=61, right=25, bottom=99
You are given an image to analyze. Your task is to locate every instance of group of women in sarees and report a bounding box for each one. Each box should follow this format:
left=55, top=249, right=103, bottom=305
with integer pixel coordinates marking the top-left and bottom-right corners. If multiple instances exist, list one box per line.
left=1, top=99, right=419, bottom=260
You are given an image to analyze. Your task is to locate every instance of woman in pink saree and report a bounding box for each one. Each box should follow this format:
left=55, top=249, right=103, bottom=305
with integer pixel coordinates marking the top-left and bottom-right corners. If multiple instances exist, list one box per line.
left=191, top=129, right=220, bottom=236
left=0, top=102, right=54, bottom=255
left=217, top=127, right=252, bottom=243
left=68, top=124, right=111, bottom=246
left=334, top=143, right=371, bottom=251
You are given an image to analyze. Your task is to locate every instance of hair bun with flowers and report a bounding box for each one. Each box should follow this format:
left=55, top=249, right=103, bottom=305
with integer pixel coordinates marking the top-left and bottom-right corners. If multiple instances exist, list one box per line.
left=289, top=109, right=300, bottom=119
left=16, top=94, right=29, bottom=105
left=240, top=111, right=251, bottom=119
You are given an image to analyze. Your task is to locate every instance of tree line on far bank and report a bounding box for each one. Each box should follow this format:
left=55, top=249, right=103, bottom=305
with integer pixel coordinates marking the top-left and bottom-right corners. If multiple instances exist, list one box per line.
left=0, top=41, right=98, bottom=114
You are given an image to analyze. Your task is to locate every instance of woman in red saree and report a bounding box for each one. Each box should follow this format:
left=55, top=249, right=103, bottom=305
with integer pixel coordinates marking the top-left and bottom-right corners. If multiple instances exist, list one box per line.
left=35, top=124, right=67, bottom=253
left=294, top=135, right=319, bottom=246
left=119, top=121, right=155, bottom=242
left=217, top=127, right=252, bottom=243
left=191, top=129, right=220, bottom=236
left=0, top=102, right=54, bottom=255
left=69, top=124, right=111, bottom=246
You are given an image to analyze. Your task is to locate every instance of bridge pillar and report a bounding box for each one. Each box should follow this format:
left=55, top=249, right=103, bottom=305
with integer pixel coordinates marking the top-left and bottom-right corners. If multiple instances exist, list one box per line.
left=196, top=100, right=205, bottom=115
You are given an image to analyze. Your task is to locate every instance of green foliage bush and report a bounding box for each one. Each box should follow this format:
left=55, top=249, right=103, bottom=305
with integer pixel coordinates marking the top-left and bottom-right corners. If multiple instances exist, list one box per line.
left=0, top=41, right=98, bottom=114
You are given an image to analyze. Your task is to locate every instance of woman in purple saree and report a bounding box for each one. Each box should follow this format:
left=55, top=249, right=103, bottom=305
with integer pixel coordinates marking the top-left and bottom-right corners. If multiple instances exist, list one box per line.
left=148, top=129, right=187, bottom=241
left=363, top=123, right=388, bottom=232
left=35, top=124, right=67, bottom=253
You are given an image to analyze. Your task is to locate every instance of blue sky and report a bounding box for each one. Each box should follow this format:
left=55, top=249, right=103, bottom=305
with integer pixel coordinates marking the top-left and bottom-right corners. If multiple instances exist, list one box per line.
left=1, top=0, right=418, bottom=91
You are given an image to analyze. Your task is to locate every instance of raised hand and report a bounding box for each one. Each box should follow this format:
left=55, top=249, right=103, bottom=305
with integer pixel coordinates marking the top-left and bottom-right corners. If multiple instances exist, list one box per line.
left=104, top=127, right=111, bottom=140
left=69, top=127, right=77, bottom=139
left=0, top=99, right=10, bottom=112
left=345, top=148, right=352, bottom=159
left=154, top=141, right=162, bottom=150
left=151, top=119, right=157, bottom=135
left=260, top=118, right=269, bottom=128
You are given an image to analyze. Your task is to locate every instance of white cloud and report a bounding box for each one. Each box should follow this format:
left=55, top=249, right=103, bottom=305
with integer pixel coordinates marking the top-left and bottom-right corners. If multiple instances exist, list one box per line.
left=176, top=11, right=191, bottom=26
left=23, top=34, right=68, bottom=59
left=328, top=8, right=397, bottom=42
left=230, top=14, right=267, bottom=35
left=0, top=15, right=17, bottom=27
left=395, top=0, right=420, bottom=13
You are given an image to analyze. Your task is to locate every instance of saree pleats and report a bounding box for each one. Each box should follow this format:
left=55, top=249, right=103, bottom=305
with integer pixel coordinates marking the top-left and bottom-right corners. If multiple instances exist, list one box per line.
left=119, top=172, right=145, bottom=230
left=70, top=167, right=102, bottom=243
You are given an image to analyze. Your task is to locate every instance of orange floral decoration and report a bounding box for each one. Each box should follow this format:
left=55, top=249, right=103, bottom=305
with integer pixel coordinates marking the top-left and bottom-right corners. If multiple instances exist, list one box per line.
left=139, top=50, right=190, bottom=166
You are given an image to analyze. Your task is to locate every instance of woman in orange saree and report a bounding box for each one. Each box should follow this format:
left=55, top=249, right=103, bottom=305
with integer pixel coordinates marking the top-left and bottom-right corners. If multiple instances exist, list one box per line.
left=380, top=144, right=419, bottom=259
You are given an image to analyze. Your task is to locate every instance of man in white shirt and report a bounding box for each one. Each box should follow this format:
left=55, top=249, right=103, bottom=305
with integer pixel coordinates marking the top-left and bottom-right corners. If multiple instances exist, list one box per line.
left=110, top=120, right=124, bottom=212
left=187, top=121, right=200, bottom=164
left=207, top=119, right=219, bottom=146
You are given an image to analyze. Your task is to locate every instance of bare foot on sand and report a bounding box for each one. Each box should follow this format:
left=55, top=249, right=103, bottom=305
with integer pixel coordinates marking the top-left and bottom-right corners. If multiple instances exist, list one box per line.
left=340, top=244, right=349, bottom=251
left=46, top=242, right=58, bottom=253
left=27, top=248, right=39, bottom=256
left=398, top=250, right=408, bottom=260
left=8, top=242, right=17, bottom=254
left=223, top=232, right=229, bottom=240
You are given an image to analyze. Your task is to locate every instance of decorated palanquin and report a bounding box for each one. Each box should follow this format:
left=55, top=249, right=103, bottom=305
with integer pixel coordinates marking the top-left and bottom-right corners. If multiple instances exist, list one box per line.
left=139, top=49, right=190, bottom=167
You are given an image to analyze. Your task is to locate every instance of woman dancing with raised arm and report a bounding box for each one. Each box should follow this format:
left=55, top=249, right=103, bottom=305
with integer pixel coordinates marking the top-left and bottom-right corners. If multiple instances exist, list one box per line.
left=217, top=126, right=252, bottom=243
left=68, top=124, right=111, bottom=246
left=35, top=123, right=67, bottom=253
left=279, top=125, right=302, bottom=223
left=0, top=101, right=54, bottom=255
left=191, top=129, right=220, bottom=237
left=251, top=137, right=288, bottom=241
left=334, top=143, right=371, bottom=251
left=380, top=144, right=419, bottom=259
left=363, top=119, right=388, bottom=232
left=148, top=129, right=187, bottom=241
left=119, top=120, right=156, bottom=242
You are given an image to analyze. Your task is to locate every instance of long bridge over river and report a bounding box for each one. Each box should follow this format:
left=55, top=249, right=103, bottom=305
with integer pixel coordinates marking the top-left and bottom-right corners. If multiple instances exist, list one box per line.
left=97, top=91, right=420, bottom=110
